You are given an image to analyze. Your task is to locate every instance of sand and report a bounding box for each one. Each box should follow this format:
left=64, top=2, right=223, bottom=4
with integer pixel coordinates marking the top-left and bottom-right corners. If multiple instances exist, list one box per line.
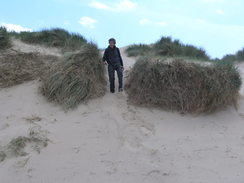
left=10, top=38, right=62, bottom=57
left=0, top=45, right=244, bottom=183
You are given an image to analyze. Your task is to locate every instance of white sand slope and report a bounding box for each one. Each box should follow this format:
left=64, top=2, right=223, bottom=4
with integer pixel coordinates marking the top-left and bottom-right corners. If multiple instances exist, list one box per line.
left=10, top=38, right=62, bottom=57
left=0, top=47, right=244, bottom=183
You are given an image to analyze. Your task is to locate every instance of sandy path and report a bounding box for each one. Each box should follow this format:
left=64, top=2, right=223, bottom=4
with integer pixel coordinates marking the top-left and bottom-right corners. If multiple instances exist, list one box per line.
left=0, top=48, right=244, bottom=183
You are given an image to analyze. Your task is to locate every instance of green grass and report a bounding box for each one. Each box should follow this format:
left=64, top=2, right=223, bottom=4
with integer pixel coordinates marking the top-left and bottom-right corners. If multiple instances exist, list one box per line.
left=125, top=36, right=210, bottom=61
left=126, top=44, right=152, bottom=57
left=222, top=47, right=244, bottom=62
left=125, top=57, right=242, bottom=113
left=0, top=26, right=11, bottom=49
left=9, top=28, right=87, bottom=51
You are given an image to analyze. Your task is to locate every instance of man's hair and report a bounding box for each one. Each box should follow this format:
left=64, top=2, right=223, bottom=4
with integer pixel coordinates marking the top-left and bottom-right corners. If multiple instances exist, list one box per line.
left=109, top=38, right=116, bottom=44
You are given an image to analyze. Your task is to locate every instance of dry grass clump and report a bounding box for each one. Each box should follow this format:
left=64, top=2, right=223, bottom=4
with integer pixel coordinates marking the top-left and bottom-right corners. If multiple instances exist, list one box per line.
left=125, top=57, right=242, bottom=113
left=41, top=43, right=106, bottom=109
left=6, top=135, right=48, bottom=157
left=0, top=126, right=48, bottom=162
left=0, top=52, right=58, bottom=88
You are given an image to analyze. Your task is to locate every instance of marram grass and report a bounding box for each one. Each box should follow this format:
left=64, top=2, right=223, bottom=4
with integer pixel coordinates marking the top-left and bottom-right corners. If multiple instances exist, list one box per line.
left=125, top=57, right=242, bottom=113
left=41, top=43, right=106, bottom=109
left=0, top=52, right=58, bottom=88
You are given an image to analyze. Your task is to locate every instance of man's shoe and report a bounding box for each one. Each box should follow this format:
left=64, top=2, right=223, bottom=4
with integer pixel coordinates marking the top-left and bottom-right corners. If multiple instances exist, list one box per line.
left=119, top=88, right=123, bottom=92
left=110, top=89, right=115, bottom=93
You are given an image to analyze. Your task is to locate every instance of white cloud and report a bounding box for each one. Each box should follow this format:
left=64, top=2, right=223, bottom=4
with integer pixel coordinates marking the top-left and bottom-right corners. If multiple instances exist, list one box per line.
left=116, top=0, right=137, bottom=11
left=139, top=19, right=168, bottom=27
left=89, top=1, right=111, bottom=10
left=195, top=18, right=208, bottom=24
left=216, top=9, right=224, bottom=14
left=78, top=16, right=97, bottom=28
left=139, top=18, right=151, bottom=25
left=63, top=20, right=70, bottom=26
left=89, top=0, right=137, bottom=12
left=156, top=21, right=168, bottom=26
left=201, top=0, right=225, bottom=3
left=0, top=22, right=32, bottom=32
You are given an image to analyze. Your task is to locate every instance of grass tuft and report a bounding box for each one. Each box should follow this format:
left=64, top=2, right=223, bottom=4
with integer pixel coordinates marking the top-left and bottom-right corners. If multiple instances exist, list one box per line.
left=125, top=57, right=242, bottom=113
left=41, top=43, right=106, bottom=109
left=0, top=126, right=48, bottom=162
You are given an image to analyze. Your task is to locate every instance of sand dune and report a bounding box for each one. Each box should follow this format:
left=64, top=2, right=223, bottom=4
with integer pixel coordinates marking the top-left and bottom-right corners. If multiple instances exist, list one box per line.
left=0, top=46, right=244, bottom=183
left=10, top=38, right=62, bottom=57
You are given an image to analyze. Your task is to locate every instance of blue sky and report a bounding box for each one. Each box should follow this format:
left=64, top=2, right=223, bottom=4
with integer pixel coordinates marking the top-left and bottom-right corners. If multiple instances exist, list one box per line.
left=1, top=0, right=244, bottom=58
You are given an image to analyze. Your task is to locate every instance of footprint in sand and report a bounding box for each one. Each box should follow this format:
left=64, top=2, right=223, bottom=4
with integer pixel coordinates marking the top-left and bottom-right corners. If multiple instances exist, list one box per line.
left=139, top=125, right=153, bottom=136
left=14, top=157, right=30, bottom=168
left=81, top=111, right=91, bottom=117
left=146, top=169, right=161, bottom=176
left=119, top=104, right=155, bottom=151
left=0, top=123, right=10, bottom=131
left=72, top=146, right=81, bottom=153
left=5, top=114, right=16, bottom=120
left=23, top=115, right=42, bottom=123
left=239, top=113, right=244, bottom=118
left=100, top=160, right=121, bottom=175
left=119, top=110, right=162, bottom=166
left=116, top=91, right=126, bottom=100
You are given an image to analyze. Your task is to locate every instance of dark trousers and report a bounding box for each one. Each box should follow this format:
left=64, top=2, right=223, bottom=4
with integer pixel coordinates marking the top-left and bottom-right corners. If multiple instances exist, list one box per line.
left=108, top=64, right=123, bottom=91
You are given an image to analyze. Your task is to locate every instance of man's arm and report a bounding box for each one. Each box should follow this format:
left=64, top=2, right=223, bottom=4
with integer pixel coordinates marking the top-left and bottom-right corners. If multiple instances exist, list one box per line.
left=117, top=48, right=124, bottom=67
left=102, top=49, right=107, bottom=63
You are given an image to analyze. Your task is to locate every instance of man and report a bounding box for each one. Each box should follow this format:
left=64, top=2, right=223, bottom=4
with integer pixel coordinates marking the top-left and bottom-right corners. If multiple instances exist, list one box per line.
left=103, top=38, right=124, bottom=93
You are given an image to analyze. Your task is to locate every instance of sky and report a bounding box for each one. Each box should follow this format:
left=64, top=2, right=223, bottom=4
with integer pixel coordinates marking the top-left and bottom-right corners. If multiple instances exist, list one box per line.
left=1, top=0, right=244, bottom=58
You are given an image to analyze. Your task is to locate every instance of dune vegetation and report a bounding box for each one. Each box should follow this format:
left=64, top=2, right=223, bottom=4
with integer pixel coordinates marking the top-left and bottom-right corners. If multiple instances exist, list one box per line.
left=0, top=26, right=243, bottom=112
left=125, top=36, right=242, bottom=113
left=0, top=129, right=48, bottom=162
left=126, top=44, right=152, bottom=57
left=125, top=57, right=242, bottom=113
left=9, top=28, right=87, bottom=52
left=1, top=27, right=107, bottom=109
left=221, top=47, right=244, bottom=62
left=0, top=52, right=58, bottom=88
left=0, top=26, right=11, bottom=49
left=126, top=36, right=210, bottom=61
left=41, top=43, right=106, bottom=109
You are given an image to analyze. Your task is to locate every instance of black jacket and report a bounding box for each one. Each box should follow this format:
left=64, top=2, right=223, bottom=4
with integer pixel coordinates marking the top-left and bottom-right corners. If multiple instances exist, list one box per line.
left=103, top=46, right=124, bottom=66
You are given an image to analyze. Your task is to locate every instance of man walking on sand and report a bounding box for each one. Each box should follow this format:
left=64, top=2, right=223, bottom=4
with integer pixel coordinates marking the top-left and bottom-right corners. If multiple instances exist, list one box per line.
left=103, top=38, right=124, bottom=93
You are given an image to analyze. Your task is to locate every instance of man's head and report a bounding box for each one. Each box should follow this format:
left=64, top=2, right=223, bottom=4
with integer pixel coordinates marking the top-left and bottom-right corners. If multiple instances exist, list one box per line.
left=109, top=38, right=116, bottom=48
